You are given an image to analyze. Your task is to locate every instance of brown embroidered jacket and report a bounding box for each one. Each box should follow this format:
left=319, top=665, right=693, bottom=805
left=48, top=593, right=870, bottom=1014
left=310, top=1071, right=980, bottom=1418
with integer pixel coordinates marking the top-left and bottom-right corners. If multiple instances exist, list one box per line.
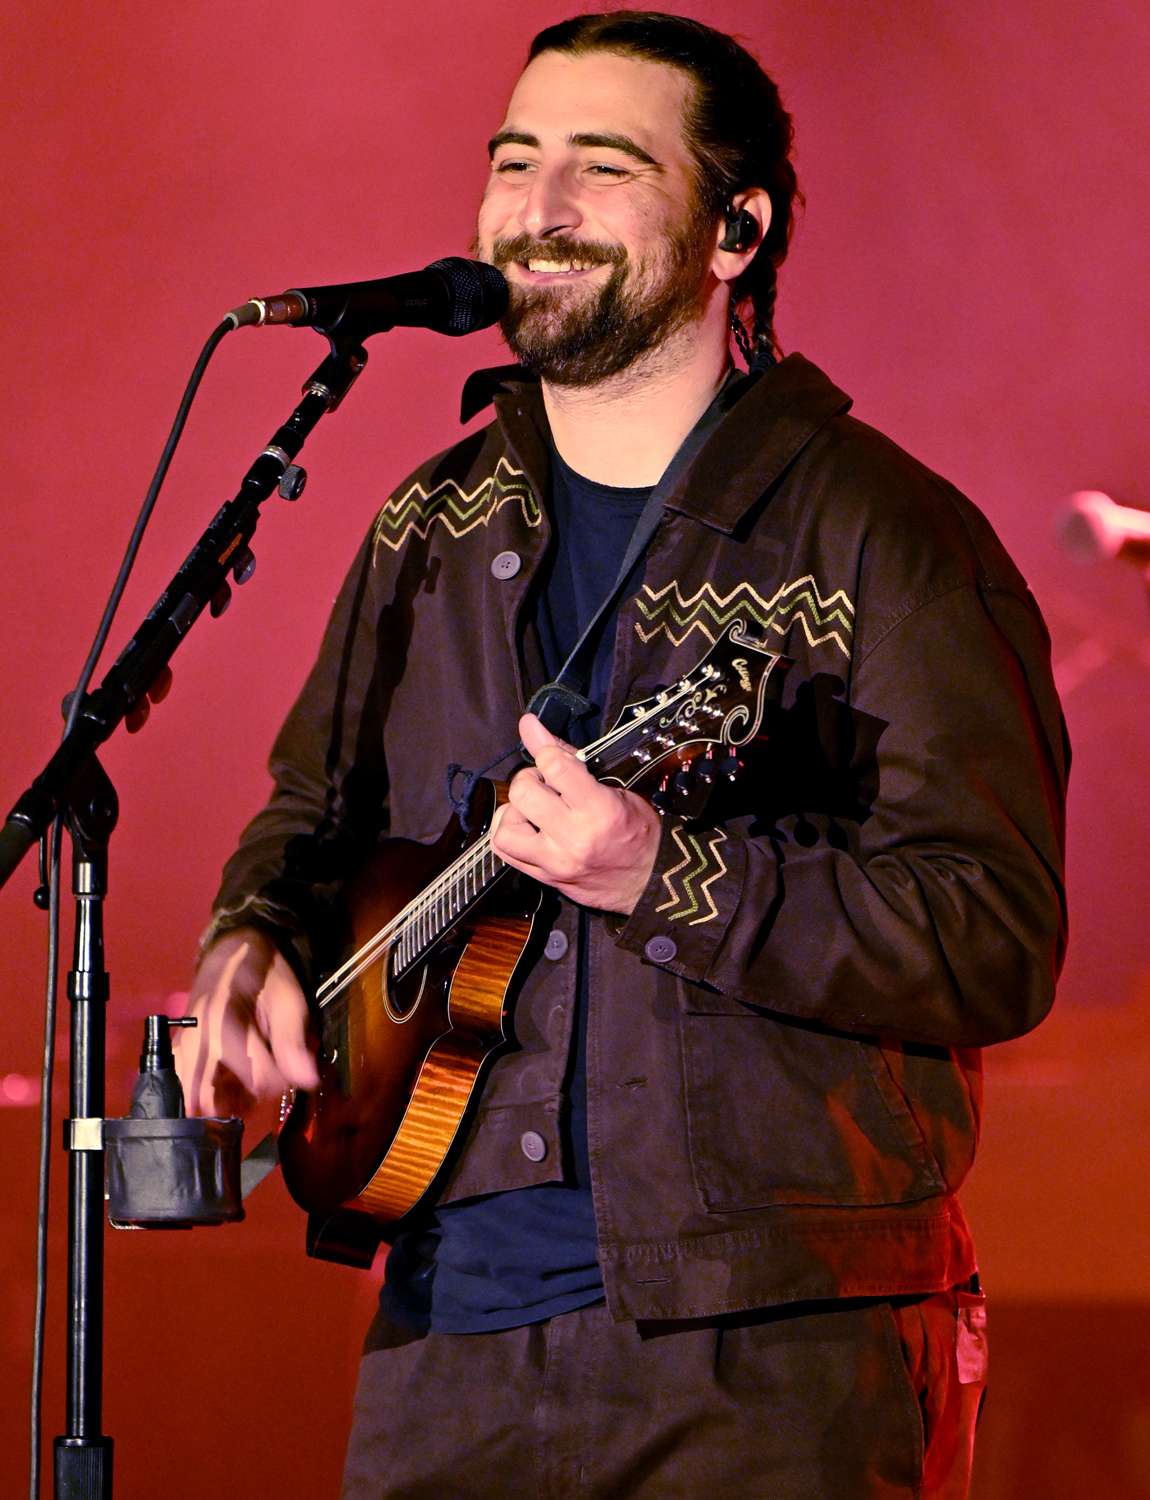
left=209, top=354, right=1069, bottom=1320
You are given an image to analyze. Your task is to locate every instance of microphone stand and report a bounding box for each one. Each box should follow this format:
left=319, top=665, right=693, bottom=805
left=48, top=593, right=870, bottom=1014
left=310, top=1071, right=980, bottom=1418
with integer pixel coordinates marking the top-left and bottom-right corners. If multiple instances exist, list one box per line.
left=55, top=754, right=118, bottom=1498
left=0, top=331, right=368, bottom=1499
left=0, top=334, right=366, bottom=888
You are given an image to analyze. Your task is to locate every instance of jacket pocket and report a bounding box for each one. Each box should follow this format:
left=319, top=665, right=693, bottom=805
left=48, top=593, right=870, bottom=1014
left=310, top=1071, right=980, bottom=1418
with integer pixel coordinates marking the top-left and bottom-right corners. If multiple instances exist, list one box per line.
left=681, top=1013, right=946, bottom=1211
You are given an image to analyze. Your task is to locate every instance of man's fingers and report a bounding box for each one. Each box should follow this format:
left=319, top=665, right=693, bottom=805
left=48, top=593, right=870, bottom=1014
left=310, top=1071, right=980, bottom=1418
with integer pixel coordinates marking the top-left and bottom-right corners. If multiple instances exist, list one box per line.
left=174, top=928, right=314, bottom=1116
left=519, top=712, right=572, bottom=757
left=492, top=800, right=538, bottom=850
left=519, top=715, right=600, bottom=810
left=209, top=1018, right=287, bottom=1115
left=491, top=802, right=555, bottom=874
left=507, top=767, right=564, bottom=830
left=173, top=1023, right=208, bottom=1116
left=207, top=1062, right=258, bottom=1119
left=201, top=997, right=280, bottom=1113
left=260, top=952, right=320, bottom=1089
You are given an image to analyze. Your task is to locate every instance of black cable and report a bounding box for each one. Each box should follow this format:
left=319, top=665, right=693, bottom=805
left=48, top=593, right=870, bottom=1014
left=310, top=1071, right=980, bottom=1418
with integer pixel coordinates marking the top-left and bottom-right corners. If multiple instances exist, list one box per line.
left=61, top=318, right=234, bottom=741
left=28, top=317, right=235, bottom=1499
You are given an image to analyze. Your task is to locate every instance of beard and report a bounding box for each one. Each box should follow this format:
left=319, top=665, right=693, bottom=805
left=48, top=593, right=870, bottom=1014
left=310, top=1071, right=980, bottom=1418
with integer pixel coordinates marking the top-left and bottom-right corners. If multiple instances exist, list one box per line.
left=487, top=213, right=714, bottom=387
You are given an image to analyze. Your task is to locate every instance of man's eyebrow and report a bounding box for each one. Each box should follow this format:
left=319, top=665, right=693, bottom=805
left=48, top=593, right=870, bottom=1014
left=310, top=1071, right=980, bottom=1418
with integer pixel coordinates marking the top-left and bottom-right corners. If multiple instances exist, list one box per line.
left=487, top=128, right=661, bottom=168
left=569, top=132, right=660, bottom=167
left=488, top=129, right=539, bottom=158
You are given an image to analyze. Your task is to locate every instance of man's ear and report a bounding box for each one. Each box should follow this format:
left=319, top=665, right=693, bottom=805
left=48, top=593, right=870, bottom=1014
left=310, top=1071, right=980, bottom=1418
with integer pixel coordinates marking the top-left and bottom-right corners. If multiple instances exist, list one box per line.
left=712, top=188, right=772, bottom=283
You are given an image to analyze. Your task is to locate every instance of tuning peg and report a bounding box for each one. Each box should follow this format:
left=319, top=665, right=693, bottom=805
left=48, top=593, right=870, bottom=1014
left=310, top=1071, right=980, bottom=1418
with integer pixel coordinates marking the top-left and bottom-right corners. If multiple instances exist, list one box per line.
left=673, top=767, right=696, bottom=798
left=651, top=774, right=672, bottom=814
left=720, top=754, right=743, bottom=782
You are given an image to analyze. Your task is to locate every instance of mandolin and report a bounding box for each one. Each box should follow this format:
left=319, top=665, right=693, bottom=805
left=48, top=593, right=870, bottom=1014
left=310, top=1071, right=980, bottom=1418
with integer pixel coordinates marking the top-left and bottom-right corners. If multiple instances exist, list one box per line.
left=277, top=621, right=787, bottom=1267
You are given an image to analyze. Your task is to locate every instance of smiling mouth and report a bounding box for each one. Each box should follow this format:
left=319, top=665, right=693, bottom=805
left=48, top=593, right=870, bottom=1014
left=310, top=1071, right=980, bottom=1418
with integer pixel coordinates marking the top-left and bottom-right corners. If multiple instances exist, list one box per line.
left=519, top=257, right=603, bottom=277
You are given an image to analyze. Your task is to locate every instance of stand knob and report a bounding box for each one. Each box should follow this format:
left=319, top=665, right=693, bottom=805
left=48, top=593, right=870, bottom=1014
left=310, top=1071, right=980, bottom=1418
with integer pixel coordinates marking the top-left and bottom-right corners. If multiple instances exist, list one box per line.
left=279, top=464, right=307, bottom=501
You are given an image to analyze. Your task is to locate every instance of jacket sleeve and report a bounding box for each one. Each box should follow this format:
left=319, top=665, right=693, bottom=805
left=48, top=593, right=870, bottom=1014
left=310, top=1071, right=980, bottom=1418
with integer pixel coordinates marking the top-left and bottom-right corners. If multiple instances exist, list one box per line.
left=202, top=528, right=390, bottom=981
left=614, top=580, right=1069, bottom=1047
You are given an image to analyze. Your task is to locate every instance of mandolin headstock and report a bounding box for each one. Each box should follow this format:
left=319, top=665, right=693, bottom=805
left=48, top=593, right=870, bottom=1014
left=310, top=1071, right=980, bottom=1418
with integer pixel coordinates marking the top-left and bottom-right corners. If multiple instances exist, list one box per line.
left=578, top=621, right=789, bottom=814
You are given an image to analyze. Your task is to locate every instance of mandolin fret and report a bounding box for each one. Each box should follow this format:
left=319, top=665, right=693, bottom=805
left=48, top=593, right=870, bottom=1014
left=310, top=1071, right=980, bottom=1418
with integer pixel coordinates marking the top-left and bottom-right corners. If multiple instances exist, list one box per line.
left=384, top=835, right=509, bottom=982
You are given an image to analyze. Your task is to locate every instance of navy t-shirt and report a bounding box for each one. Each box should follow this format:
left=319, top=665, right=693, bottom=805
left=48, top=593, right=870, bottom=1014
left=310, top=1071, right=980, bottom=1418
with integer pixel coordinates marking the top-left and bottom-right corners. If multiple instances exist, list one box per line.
left=377, top=446, right=652, bottom=1333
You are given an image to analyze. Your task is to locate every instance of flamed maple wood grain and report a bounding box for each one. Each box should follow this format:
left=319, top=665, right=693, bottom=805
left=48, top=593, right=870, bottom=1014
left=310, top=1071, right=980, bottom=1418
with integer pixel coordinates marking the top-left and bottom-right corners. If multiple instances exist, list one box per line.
left=352, top=914, right=533, bottom=1221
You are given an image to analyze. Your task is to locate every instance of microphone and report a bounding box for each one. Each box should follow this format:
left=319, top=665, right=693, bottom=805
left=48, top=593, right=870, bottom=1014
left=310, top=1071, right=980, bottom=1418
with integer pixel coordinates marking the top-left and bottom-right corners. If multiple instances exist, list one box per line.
left=1058, top=490, right=1150, bottom=566
left=226, top=257, right=508, bottom=340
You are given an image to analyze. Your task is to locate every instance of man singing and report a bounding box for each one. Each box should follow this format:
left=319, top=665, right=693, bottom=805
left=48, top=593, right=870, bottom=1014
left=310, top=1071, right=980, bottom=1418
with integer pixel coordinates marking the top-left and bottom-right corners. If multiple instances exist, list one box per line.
left=177, top=13, right=1068, bottom=1496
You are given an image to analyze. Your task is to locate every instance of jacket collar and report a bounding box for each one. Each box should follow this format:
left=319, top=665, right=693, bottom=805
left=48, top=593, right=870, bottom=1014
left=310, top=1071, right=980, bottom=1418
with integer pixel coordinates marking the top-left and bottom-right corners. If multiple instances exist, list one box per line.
left=459, top=363, right=536, bottom=424
left=460, top=353, right=852, bottom=535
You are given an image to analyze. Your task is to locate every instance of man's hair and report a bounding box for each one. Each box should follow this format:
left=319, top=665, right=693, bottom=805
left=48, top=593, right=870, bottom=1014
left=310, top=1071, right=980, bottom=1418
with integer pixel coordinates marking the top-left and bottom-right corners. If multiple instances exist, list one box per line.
left=528, top=11, right=800, bottom=358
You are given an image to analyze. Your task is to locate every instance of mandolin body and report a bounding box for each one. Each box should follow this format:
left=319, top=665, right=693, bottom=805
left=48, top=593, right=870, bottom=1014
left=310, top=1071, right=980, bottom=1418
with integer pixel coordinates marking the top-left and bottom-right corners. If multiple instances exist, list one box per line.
left=278, top=779, right=542, bottom=1264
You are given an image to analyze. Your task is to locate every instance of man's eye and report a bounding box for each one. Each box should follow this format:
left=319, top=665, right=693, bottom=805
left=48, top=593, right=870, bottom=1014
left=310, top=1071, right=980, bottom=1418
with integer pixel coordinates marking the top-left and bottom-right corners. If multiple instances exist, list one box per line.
left=585, top=163, right=629, bottom=179
left=493, top=158, right=535, bottom=175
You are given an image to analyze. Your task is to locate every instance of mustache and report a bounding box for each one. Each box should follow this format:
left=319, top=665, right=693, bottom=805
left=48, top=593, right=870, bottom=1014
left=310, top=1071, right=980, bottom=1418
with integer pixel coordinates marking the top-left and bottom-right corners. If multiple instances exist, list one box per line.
left=491, top=234, right=627, bottom=269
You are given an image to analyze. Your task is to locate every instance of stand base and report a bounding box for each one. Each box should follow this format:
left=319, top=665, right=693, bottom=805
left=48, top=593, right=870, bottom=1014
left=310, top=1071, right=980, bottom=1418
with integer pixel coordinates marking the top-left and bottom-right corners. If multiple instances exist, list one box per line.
left=54, top=1436, right=113, bottom=1500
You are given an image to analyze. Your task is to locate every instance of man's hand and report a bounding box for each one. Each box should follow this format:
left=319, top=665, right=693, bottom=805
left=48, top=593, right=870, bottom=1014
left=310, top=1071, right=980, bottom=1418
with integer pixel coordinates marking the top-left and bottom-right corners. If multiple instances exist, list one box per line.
left=174, top=926, right=319, bottom=1118
left=490, top=713, right=662, bottom=915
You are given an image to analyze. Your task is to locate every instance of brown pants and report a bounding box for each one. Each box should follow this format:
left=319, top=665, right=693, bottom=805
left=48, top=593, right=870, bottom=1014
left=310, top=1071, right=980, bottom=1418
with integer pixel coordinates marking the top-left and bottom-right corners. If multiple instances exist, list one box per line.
left=341, top=1288, right=987, bottom=1499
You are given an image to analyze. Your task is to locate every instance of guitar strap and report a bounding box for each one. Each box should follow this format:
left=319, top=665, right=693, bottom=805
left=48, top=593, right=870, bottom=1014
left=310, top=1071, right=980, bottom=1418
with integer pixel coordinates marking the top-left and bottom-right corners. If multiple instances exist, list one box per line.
left=525, top=363, right=760, bottom=728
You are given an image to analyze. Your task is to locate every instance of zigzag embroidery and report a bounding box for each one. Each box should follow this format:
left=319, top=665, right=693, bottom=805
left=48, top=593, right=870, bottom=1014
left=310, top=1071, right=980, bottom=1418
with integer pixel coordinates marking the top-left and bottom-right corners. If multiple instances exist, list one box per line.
left=634, top=575, right=854, bottom=660
left=372, top=457, right=540, bottom=555
left=655, top=826, right=729, bottom=926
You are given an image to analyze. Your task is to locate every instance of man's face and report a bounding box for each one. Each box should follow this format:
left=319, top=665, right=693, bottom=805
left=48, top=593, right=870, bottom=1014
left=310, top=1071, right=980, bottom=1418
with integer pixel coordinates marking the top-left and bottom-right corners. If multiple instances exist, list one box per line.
left=475, top=49, right=717, bottom=386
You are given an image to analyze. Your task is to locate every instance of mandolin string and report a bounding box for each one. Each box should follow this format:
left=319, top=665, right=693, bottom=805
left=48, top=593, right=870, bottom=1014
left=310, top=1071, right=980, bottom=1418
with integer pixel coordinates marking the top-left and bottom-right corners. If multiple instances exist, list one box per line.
left=318, top=675, right=707, bottom=1007
left=334, top=825, right=501, bottom=967
left=317, top=831, right=501, bottom=1004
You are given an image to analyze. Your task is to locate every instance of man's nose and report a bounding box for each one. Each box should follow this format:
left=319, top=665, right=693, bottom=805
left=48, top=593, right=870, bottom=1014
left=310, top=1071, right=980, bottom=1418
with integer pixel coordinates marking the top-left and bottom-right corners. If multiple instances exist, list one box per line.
left=519, top=164, right=583, bottom=239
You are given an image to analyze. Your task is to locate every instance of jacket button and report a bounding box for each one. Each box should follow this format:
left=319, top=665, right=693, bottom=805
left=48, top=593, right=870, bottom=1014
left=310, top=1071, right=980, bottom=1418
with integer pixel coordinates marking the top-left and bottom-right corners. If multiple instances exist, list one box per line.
left=644, top=935, right=678, bottom=964
left=544, top=928, right=569, bottom=961
left=520, top=1130, right=547, bottom=1162
left=491, top=549, right=521, bottom=580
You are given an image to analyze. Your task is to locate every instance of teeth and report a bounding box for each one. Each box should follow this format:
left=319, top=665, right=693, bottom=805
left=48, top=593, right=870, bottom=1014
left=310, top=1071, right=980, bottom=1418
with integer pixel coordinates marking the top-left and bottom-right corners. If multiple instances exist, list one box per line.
left=525, top=259, right=595, bottom=274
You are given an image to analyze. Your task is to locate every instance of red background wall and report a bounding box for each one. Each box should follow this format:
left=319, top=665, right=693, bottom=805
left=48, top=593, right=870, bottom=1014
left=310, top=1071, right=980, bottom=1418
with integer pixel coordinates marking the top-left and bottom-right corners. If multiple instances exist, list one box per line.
left=2, top=2, right=1148, bottom=1495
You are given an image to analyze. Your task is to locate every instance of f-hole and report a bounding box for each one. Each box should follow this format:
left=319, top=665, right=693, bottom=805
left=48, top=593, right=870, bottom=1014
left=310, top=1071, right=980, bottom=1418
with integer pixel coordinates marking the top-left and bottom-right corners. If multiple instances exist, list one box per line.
left=383, top=950, right=429, bottom=1023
